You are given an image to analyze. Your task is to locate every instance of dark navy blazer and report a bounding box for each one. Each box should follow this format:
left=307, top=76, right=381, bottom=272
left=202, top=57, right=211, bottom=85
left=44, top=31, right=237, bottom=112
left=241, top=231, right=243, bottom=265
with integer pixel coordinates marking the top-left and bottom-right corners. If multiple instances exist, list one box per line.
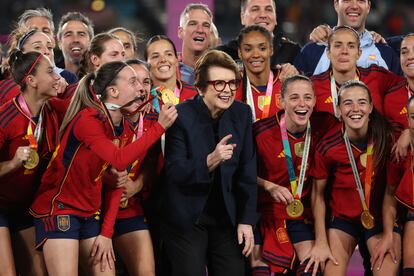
left=162, top=95, right=258, bottom=231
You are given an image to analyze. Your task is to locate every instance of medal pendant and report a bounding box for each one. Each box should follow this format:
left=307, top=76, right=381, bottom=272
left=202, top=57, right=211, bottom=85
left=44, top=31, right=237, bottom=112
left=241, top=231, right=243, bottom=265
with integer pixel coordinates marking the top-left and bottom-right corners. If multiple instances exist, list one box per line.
left=23, top=150, right=39, bottom=170
left=361, top=210, right=375, bottom=229
left=161, top=88, right=179, bottom=105
left=286, top=199, right=304, bottom=218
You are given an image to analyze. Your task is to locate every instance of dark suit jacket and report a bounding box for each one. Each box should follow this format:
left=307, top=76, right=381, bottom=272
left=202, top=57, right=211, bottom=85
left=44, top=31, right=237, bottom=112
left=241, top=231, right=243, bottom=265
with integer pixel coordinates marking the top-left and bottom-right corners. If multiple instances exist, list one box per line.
left=162, top=95, right=258, bottom=231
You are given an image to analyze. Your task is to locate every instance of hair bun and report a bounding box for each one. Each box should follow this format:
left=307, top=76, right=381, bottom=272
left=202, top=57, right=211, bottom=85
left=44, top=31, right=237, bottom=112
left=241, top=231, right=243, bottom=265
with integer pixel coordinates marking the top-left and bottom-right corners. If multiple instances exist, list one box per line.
left=8, top=48, right=24, bottom=68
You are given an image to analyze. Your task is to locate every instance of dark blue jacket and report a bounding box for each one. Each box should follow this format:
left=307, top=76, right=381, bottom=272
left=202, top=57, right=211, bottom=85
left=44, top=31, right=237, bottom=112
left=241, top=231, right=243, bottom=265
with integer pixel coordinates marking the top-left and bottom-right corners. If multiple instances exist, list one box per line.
left=162, top=95, right=258, bottom=230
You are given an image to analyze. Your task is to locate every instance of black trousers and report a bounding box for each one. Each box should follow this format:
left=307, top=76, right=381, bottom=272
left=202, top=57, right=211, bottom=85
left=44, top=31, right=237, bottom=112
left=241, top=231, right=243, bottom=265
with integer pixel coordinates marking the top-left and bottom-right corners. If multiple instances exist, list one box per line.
left=161, top=213, right=245, bottom=276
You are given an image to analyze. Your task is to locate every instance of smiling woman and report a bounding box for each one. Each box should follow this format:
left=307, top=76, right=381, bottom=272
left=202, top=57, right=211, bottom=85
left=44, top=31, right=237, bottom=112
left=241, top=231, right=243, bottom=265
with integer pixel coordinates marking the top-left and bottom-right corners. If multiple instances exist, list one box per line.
left=145, top=35, right=197, bottom=106
left=29, top=61, right=177, bottom=276
left=236, top=25, right=286, bottom=121
left=160, top=49, right=257, bottom=275
left=308, top=80, right=400, bottom=276
left=0, top=50, right=61, bottom=276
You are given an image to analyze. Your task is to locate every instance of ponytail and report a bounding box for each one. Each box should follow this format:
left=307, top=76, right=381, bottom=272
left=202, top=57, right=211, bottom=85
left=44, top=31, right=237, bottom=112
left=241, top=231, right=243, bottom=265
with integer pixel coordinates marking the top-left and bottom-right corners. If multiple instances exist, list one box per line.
left=368, top=108, right=393, bottom=171
left=59, top=73, right=102, bottom=138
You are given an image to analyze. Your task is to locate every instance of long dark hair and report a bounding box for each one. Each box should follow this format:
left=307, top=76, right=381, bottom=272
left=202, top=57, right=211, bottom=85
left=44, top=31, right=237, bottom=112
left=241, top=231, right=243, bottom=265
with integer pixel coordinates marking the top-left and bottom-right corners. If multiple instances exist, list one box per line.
left=338, top=80, right=393, bottom=171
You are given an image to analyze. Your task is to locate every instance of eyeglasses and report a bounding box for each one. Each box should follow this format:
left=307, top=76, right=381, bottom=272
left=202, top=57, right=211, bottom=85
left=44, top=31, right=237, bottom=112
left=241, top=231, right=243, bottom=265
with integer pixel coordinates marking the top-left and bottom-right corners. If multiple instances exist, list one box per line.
left=206, top=79, right=240, bottom=92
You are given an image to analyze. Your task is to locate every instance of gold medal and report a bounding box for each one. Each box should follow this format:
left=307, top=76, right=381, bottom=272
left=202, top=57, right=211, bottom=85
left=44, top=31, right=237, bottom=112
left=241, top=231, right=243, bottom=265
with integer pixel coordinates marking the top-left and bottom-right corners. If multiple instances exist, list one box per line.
left=286, top=199, right=304, bottom=218
left=113, top=139, right=120, bottom=146
left=161, top=88, right=179, bottom=105
left=360, top=153, right=367, bottom=168
left=24, top=150, right=39, bottom=170
left=294, top=142, right=304, bottom=157
left=120, top=199, right=128, bottom=208
left=360, top=210, right=375, bottom=229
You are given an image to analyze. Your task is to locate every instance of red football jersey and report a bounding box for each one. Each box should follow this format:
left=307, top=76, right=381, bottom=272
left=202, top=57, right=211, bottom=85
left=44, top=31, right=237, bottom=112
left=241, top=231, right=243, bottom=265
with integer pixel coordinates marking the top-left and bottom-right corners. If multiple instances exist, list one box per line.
left=384, top=80, right=411, bottom=137
left=30, top=107, right=165, bottom=234
left=254, top=111, right=338, bottom=220
left=116, top=112, right=162, bottom=219
left=0, top=78, right=21, bottom=106
left=312, top=65, right=405, bottom=115
left=311, top=126, right=387, bottom=221
left=236, top=69, right=282, bottom=121
left=387, top=154, right=414, bottom=211
left=0, top=96, right=59, bottom=209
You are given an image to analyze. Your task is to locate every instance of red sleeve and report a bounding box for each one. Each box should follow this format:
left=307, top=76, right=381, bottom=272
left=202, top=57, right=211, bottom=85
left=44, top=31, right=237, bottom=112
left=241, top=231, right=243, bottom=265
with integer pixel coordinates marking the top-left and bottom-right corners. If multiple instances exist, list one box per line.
left=48, top=98, right=70, bottom=126
left=386, top=159, right=404, bottom=187
left=100, top=186, right=122, bottom=238
left=310, top=148, right=332, bottom=180
left=381, top=70, right=405, bottom=96
left=74, top=113, right=165, bottom=171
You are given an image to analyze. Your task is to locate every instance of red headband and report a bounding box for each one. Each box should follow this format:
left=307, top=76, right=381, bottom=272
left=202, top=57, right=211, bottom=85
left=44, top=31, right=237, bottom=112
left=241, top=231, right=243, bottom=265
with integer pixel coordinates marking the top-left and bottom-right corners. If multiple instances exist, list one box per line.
left=20, top=54, right=43, bottom=85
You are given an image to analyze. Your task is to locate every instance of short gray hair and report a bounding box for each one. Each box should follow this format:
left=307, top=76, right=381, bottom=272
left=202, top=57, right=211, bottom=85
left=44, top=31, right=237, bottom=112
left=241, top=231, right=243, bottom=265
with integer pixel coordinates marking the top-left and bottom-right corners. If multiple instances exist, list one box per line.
left=179, top=3, right=212, bottom=27
left=18, top=7, right=55, bottom=32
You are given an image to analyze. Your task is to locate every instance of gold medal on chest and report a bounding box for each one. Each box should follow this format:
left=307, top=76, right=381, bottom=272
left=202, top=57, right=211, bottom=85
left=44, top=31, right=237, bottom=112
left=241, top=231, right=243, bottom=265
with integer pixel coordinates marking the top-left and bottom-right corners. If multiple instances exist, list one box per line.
left=24, top=150, right=39, bottom=170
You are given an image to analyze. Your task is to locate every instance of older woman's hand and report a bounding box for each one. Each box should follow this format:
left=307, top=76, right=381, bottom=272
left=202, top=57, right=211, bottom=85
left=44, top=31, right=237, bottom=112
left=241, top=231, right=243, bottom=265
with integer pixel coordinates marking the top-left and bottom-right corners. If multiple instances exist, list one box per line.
left=237, top=224, right=254, bottom=256
left=207, top=134, right=237, bottom=172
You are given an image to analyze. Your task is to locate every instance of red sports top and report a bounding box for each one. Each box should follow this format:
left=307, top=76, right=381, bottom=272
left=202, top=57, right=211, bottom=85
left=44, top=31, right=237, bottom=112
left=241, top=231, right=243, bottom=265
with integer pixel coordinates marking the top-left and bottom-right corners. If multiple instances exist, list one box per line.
left=312, top=65, right=405, bottom=115
left=384, top=80, right=412, bottom=137
left=387, top=153, right=414, bottom=211
left=311, top=126, right=387, bottom=222
left=236, top=69, right=282, bottom=121
left=0, top=78, right=21, bottom=106
left=0, top=95, right=59, bottom=209
left=254, top=111, right=338, bottom=220
left=116, top=112, right=162, bottom=219
left=30, top=106, right=165, bottom=237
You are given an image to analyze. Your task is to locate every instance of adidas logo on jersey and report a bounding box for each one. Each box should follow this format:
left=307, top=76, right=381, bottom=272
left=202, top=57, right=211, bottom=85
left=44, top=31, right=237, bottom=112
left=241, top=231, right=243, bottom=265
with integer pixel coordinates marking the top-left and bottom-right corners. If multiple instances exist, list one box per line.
left=277, top=150, right=285, bottom=158
left=325, top=96, right=333, bottom=104
left=400, top=107, right=407, bottom=115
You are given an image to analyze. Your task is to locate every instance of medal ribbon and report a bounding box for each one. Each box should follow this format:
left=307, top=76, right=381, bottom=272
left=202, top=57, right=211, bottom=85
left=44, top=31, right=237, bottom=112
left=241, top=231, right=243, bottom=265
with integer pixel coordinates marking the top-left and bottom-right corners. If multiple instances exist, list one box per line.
left=128, top=114, right=144, bottom=175
left=174, top=85, right=180, bottom=100
left=343, top=131, right=373, bottom=212
left=280, top=113, right=311, bottom=199
left=18, top=95, right=44, bottom=150
left=151, top=87, right=161, bottom=113
left=245, top=71, right=274, bottom=122
left=407, top=84, right=414, bottom=100
left=330, top=72, right=359, bottom=119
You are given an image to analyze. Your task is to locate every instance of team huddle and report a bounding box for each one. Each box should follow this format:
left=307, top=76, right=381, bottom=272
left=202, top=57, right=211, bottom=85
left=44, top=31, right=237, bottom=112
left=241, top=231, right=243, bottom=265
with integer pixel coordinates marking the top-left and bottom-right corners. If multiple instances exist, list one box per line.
left=0, top=0, right=413, bottom=276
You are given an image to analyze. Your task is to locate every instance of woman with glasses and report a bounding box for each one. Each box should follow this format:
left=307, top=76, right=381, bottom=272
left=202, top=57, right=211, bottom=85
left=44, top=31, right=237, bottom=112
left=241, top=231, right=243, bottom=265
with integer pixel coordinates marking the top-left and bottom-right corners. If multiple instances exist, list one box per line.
left=145, top=35, right=197, bottom=107
left=161, top=50, right=257, bottom=276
